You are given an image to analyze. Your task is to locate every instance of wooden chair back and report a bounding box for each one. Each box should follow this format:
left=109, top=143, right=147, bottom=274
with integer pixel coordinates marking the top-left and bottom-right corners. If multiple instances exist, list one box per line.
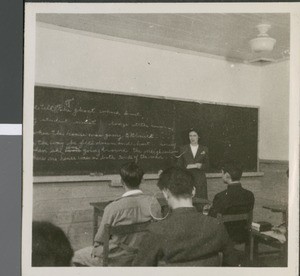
left=102, top=220, right=151, bottom=266
left=217, top=210, right=253, bottom=261
left=217, top=211, right=253, bottom=230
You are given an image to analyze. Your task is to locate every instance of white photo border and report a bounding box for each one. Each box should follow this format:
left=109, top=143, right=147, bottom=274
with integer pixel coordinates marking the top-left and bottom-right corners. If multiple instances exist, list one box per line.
left=23, top=3, right=300, bottom=276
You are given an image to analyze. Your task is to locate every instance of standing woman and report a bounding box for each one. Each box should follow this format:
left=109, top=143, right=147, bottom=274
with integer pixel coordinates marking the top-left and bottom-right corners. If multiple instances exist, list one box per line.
left=177, top=129, right=209, bottom=199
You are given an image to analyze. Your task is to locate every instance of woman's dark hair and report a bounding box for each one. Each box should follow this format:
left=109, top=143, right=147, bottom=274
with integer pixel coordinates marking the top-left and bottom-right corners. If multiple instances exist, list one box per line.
left=32, top=221, right=74, bottom=266
left=120, top=162, right=144, bottom=189
left=157, top=167, right=195, bottom=198
left=188, top=128, right=200, bottom=136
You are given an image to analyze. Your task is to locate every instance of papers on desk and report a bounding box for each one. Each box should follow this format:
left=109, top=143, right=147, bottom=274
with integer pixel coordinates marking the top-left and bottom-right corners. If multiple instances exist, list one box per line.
left=260, top=231, right=286, bottom=244
left=252, top=221, right=272, bottom=232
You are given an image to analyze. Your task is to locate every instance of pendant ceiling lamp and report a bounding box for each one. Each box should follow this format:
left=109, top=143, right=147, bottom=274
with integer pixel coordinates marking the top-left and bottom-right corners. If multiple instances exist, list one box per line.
left=250, top=23, right=276, bottom=52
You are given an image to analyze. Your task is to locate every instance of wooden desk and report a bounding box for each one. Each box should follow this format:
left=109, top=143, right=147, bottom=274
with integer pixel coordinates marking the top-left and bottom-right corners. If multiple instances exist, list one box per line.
left=250, top=229, right=287, bottom=265
left=262, top=204, right=287, bottom=223
left=90, top=197, right=210, bottom=240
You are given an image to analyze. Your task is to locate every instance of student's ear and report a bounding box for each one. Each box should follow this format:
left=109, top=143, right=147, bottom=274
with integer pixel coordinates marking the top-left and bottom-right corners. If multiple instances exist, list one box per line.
left=162, top=189, right=169, bottom=200
left=192, top=187, right=196, bottom=198
left=224, top=172, right=232, bottom=183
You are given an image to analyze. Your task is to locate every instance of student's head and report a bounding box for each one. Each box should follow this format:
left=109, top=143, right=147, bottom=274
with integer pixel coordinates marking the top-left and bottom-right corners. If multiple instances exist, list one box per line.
left=221, top=161, right=243, bottom=184
left=32, top=221, right=73, bottom=266
left=188, top=128, right=200, bottom=145
left=120, top=162, right=144, bottom=189
left=157, top=167, right=195, bottom=200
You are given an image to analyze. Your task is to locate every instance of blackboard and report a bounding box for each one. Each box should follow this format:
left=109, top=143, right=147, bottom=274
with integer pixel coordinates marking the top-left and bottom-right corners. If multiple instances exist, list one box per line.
left=33, top=86, right=258, bottom=176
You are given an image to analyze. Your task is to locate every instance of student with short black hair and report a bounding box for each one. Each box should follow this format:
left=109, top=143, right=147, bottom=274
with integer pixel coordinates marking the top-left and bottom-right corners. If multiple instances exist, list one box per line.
left=133, top=166, right=238, bottom=266
left=73, top=162, right=161, bottom=266
left=208, top=161, right=255, bottom=243
left=32, top=221, right=74, bottom=266
left=120, top=162, right=144, bottom=188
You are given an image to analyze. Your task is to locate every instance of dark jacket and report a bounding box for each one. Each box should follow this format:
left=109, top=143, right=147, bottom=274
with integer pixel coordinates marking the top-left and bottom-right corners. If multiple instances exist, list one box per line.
left=177, top=144, right=209, bottom=199
left=177, top=144, right=209, bottom=171
left=133, top=207, right=238, bottom=266
left=209, top=183, right=255, bottom=243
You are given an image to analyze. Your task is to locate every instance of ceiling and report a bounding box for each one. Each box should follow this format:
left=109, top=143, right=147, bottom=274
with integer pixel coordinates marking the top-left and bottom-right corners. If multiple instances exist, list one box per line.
left=36, top=13, right=290, bottom=63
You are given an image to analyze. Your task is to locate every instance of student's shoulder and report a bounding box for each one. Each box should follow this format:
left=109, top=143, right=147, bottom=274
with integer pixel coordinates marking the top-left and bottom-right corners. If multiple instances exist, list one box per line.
left=241, top=186, right=255, bottom=197
left=213, top=189, right=227, bottom=200
left=103, top=199, right=119, bottom=212
left=106, top=193, right=157, bottom=209
left=103, top=198, right=132, bottom=217
left=199, top=213, right=224, bottom=231
left=104, top=196, right=127, bottom=211
left=147, top=220, right=168, bottom=236
left=138, top=193, right=161, bottom=207
left=207, top=217, right=229, bottom=237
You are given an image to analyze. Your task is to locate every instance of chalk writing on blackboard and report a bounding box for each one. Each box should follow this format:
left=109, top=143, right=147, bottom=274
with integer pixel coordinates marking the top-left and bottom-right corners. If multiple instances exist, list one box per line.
left=33, top=86, right=258, bottom=175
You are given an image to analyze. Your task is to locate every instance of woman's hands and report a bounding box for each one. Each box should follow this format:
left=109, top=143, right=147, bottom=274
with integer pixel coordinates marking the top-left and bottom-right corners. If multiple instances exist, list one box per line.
left=186, top=163, right=202, bottom=169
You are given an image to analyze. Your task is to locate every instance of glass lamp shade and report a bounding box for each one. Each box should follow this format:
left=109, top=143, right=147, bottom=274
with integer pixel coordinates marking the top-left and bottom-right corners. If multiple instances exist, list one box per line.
left=250, top=37, right=276, bottom=52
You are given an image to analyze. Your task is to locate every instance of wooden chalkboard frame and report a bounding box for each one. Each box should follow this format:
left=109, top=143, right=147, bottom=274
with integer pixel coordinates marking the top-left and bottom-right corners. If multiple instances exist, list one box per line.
left=33, top=171, right=264, bottom=184
left=33, top=83, right=262, bottom=183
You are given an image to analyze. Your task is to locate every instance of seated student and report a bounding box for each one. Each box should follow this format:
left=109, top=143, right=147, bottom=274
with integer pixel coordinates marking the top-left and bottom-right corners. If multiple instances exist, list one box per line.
left=32, top=221, right=74, bottom=266
left=133, top=166, right=238, bottom=266
left=73, top=162, right=161, bottom=266
left=208, top=161, right=255, bottom=243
